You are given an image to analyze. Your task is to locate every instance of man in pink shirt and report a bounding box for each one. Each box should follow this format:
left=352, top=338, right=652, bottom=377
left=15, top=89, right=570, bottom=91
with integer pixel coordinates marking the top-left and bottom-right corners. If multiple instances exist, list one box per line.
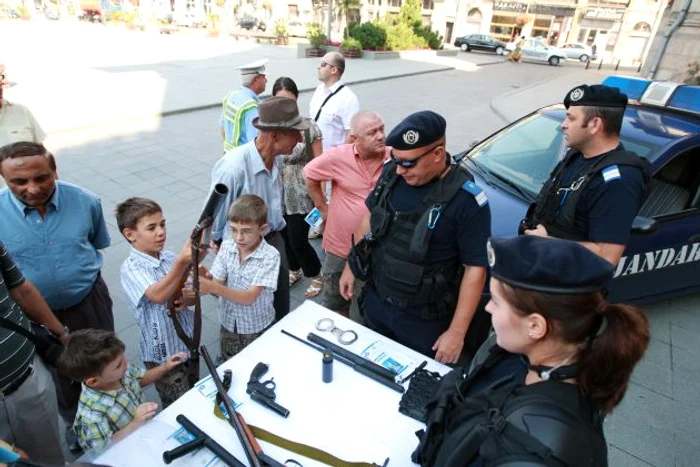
left=304, top=111, right=389, bottom=317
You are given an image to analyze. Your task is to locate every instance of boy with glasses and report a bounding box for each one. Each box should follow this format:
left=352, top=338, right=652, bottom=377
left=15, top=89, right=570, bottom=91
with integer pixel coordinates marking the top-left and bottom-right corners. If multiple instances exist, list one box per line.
left=198, top=195, right=280, bottom=361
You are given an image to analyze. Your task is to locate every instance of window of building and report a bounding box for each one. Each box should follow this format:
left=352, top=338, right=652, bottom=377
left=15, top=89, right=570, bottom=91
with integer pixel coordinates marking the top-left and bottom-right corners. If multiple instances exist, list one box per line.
left=634, top=22, right=651, bottom=32
left=388, top=0, right=401, bottom=7
left=422, top=0, right=434, bottom=9
left=467, top=8, right=482, bottom=23
left=288, top=5, right=298, bottom=17
left=490, top=14, right=516, bottom=42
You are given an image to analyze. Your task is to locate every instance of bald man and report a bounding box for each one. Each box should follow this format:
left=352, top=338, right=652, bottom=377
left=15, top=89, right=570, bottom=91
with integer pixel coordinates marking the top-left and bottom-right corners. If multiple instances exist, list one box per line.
left=309, top=52, right=360, bottom=152
left=304, top=111, right=389, bottom=317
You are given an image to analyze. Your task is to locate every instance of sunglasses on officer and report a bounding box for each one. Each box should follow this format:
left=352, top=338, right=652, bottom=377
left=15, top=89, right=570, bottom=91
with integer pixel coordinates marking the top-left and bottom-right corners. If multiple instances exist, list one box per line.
left=390, top=144, right=442, bottom=169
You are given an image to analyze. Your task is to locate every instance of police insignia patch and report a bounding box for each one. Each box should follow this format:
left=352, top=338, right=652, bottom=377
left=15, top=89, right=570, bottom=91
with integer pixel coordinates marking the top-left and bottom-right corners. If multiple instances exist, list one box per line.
left=570, top=87, right=584, bottom=102
left=487, top=240, right=496, bottom=267
left=402, top=130, right=419, bottom=145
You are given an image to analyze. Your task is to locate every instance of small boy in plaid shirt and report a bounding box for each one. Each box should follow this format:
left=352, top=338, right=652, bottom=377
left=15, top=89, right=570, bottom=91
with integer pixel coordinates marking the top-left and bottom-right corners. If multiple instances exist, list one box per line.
left=199, top=195, right=280, bottom=361
left=57, top=329, right=186, bottom=451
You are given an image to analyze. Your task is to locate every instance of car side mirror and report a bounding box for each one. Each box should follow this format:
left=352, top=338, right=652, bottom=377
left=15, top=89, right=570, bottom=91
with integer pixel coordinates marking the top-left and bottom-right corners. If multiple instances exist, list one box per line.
left=631, top=216, right=658, bottom=236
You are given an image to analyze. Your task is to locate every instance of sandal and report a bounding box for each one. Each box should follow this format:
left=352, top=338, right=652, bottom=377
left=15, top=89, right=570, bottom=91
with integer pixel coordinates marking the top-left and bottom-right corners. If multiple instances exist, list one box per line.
left=305, top=277, right=324, bottom=297
left=289, top=270, right=303, bottom=287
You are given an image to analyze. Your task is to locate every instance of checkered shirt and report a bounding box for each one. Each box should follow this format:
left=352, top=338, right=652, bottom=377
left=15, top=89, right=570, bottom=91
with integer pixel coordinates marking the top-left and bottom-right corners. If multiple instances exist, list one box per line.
left=120, top=248, right=194, bottom=364
left=74, top=364, right=146, bottom=451
left=210, top=238, right=279, bottom=334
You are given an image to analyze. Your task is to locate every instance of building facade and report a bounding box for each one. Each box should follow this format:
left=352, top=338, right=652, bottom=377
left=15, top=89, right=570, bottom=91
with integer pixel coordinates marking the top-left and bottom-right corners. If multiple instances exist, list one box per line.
left=642, top=0, right=700, bottom=81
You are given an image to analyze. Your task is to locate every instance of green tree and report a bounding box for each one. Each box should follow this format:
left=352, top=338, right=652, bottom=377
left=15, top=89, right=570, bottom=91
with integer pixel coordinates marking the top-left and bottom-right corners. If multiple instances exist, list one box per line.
left=398, top=0, right=422, bottom=26
left=335, top=0, right=361, bottom=38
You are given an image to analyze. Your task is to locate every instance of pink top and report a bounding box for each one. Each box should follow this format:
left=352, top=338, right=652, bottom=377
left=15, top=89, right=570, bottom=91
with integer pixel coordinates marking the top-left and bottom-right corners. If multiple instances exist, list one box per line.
left=304, top=144, right=390, bottom=258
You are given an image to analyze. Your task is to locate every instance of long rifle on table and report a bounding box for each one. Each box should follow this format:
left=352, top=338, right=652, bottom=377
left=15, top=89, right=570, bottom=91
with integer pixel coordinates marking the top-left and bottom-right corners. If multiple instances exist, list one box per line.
left=167, top=183, right=229, bottom=386
left=200, top=346, right=286, bottom=467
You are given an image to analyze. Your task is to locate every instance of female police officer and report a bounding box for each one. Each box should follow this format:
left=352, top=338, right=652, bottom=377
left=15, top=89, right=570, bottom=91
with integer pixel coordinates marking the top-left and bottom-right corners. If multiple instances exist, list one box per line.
left=412, top=235, right=650, bottom=466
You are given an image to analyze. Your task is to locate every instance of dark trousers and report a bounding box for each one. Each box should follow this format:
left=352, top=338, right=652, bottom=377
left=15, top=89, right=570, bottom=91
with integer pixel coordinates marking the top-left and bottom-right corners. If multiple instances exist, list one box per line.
left=282, top=214, right=321, bottom=277
left=265, top=231, right=290, bottom=321
left=52, top=274, right=114, bottom=424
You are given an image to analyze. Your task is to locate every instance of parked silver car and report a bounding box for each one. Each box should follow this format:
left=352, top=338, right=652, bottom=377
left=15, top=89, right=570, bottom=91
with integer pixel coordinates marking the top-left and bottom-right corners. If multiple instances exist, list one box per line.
left=562, top=43, right=597, bottom=62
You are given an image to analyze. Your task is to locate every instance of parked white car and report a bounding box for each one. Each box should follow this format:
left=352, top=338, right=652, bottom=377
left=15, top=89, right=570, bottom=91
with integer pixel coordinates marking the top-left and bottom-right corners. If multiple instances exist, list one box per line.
left=562, top=43, right=597, bottom=62
left=287, top=20, right=307, bottom=38
left=506, top=38, right=568, bottom=66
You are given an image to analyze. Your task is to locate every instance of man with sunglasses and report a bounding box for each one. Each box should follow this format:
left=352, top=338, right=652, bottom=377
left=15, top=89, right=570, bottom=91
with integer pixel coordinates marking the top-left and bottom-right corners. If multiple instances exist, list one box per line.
left=309, top=52, right=360, bottom=152
left=219, top=59, right=268, bottom=152
left=339, top=111, right=491, bottom=364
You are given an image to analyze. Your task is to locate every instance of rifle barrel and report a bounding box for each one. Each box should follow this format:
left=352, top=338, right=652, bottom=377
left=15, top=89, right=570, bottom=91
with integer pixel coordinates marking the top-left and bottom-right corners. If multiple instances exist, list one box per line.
left=200, top=346, right=261, bottom=467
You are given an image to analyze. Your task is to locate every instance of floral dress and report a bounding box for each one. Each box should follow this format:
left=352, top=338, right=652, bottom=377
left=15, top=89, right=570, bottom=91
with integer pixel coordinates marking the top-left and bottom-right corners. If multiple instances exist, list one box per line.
left=281, top=119, right=322, bottom=216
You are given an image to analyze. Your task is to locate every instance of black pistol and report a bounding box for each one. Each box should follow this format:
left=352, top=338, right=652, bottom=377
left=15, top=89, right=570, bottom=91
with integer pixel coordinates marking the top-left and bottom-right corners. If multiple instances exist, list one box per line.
left=246, top=363, right=290, bottom=418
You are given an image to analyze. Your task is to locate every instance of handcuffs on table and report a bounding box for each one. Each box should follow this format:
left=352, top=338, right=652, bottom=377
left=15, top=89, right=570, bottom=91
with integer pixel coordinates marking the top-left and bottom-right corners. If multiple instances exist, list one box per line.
left=315, top=318, right=358, bottom=345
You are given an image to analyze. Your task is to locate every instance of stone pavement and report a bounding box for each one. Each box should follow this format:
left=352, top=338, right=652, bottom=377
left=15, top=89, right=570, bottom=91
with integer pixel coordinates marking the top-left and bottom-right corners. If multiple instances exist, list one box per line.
left=3, top=19, right=699, bottom=466
left=2, top=20, right=505, bottom=134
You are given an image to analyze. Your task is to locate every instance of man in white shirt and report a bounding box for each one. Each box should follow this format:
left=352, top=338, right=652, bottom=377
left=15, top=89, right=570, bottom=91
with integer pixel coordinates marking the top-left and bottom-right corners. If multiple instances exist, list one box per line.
left=309, top=52, right=360, bottom=152
left=0, top=64, right=46, bottom=149
left=0, top=64, right=46, bottom=190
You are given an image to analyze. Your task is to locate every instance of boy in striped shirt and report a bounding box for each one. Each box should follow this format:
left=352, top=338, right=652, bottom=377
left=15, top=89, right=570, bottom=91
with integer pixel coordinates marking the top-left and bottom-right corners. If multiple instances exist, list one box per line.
left=116, top=197, right=198, bottom=407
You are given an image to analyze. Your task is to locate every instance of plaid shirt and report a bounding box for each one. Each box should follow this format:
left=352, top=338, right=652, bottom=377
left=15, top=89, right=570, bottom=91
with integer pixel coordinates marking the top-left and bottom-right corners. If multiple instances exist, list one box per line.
left=210, top=238, right=279, bottom=334
left=120, top=248, right=194, bottom=364
left=74, top=364, right=146, bottom=451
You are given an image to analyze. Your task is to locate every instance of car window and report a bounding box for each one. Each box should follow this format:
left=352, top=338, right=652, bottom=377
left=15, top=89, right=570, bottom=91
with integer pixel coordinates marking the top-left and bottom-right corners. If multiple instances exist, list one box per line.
left=470, top=113, right=566, bottom=194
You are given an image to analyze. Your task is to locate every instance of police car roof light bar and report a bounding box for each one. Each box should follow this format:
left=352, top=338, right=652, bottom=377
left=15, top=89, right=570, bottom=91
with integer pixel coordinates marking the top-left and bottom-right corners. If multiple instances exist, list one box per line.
left=602, top=75, right=700, bottom=115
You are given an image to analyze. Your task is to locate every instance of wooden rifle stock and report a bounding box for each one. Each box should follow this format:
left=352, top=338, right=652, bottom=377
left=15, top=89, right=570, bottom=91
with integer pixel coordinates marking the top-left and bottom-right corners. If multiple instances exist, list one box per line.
left=167, top=184, right=229, bottom=380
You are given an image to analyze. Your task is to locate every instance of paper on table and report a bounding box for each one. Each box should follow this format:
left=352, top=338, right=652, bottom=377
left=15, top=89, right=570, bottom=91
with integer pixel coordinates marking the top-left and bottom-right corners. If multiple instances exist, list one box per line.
left=93, top=420, right=224, bottom=467
left=360, top=340, right=418, bottom=380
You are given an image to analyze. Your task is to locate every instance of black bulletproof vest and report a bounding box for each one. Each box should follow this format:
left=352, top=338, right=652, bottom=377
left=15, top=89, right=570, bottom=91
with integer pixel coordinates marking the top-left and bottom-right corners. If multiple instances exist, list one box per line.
left=531, top=148, right=650, bottom=241
left=367, top=164, right=472, bottom=319
left=413, top=344, right=608, bottom=467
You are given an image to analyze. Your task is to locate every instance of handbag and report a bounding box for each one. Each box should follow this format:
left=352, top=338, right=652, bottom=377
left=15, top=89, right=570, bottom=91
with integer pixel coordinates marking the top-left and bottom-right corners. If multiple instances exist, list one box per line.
left=0, top=315, right=63, bottom=367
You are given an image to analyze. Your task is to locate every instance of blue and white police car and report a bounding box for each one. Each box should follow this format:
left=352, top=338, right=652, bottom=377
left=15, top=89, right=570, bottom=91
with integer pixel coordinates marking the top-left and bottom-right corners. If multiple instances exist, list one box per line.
left=460, top=76, right=700, bottom=304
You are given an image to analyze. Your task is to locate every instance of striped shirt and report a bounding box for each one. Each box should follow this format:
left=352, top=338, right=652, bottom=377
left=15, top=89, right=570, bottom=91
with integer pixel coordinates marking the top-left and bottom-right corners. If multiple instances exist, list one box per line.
left=210, top=238, right=279, bottom=334
left=0, top=242, right=35, bottom=392
left=74, top=364, right=146, bottom=451
left=120, top=248, right=194, bottom=364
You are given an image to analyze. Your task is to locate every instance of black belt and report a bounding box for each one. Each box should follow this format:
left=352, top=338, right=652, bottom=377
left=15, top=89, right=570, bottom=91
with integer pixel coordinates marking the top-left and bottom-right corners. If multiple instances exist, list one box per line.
left=1, top=365, right=32, bottom=397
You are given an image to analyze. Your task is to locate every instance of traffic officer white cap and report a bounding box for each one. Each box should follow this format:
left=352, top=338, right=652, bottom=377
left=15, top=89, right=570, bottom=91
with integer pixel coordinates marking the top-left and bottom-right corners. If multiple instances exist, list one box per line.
left=236, top=59, right=268, bottom=76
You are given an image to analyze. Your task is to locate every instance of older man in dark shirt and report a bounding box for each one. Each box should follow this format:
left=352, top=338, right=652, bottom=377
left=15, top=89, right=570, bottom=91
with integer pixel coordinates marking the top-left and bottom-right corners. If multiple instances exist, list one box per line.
left=0, top=242, right=67, bottom=464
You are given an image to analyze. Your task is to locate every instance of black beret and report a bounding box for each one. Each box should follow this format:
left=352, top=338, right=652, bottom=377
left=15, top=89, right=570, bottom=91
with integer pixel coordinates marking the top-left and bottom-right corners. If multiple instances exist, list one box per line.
left=564, top=84, right=628, bottom=109
left=487, top=236, right=614, bottom=294
left=386, top=111, right=446, bottom=151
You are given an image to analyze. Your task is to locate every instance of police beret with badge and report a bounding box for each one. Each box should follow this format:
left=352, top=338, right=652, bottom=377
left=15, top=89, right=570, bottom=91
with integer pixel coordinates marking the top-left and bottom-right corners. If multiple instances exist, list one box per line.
left=564, top=84, right=628, bottom=109
left=386, top=110, right=446, bottom=150
left=487, top=236, right=614, bottom=294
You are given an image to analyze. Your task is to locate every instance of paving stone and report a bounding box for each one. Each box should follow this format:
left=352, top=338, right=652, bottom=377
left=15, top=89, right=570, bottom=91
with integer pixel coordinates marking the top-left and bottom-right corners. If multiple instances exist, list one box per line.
left=608, top=445, right=656, bottom=467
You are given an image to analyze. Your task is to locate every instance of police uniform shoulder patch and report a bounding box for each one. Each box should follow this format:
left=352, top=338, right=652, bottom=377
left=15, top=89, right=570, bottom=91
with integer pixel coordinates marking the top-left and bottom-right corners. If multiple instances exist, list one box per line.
left=602, top=164, right=622, bottom=183
left=462, top=180, right=488, bottom=207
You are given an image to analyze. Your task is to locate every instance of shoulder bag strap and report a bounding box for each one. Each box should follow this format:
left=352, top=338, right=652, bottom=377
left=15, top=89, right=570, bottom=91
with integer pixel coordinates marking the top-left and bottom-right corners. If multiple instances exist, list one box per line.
left=314, top=85, right=346, bottom=122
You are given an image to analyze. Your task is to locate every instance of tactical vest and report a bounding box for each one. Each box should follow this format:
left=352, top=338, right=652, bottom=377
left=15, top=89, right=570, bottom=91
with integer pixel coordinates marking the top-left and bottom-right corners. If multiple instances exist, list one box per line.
left=413, top=339, right=608, bottom=467
left=222, top=90, right=258, bottom=151
left=367, top=164, right=476, bottom=320
left=531, top=148, right=650, bottom=241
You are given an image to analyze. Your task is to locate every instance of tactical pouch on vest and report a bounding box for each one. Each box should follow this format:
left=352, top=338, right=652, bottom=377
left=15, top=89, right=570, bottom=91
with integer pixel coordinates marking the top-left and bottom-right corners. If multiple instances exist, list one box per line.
left=348, top=234, right=373, bottom=282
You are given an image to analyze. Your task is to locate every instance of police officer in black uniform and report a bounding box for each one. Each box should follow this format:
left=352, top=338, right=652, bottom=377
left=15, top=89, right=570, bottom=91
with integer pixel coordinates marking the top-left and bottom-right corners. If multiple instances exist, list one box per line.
left=339, top=111, right=491, bottom=364
left=522, top=84, right=650, bottom=265
left=412, top=235, right=650, bottom=467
